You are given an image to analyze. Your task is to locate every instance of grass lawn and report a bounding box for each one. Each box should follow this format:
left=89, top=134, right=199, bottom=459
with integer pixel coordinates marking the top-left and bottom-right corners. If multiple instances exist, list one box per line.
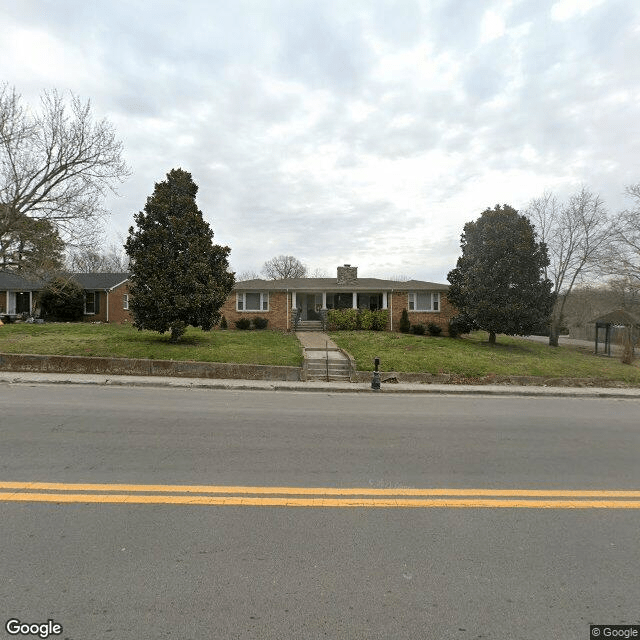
left=330, top=331, right=640, bottom=384
left=0, top=323, right=303, bottom=367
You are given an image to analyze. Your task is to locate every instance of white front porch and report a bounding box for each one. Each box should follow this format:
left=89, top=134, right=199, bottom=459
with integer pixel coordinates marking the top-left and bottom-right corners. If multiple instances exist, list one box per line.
left=292, top=291, right=389, bottom=321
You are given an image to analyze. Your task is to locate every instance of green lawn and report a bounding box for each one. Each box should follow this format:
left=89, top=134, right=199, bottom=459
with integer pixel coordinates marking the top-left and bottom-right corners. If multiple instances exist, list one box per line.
left=0, top=323, right=303, bottom=367
left=1, top=324, right=639, bottom=383
left=330, top=331, right=640, bottom=384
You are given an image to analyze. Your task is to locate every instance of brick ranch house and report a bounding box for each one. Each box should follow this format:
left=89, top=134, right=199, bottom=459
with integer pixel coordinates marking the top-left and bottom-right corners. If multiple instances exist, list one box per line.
left=0, top=272, right=130, bottom=323
left=2, top=265, right=454, bottom=332
left=220, top=264, right=454, bottom=332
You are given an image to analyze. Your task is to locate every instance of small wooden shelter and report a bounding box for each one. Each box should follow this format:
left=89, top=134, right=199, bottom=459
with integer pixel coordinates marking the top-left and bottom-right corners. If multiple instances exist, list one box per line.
left=592, top=309, right=640, bottom=356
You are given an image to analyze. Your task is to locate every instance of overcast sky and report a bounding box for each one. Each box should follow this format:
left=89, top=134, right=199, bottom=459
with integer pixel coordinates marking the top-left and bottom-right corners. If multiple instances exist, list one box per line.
left=2, top=0, right=639, bottom=281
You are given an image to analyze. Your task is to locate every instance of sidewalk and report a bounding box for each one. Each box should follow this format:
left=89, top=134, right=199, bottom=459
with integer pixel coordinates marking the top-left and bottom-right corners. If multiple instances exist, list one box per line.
left=1, top=371, right=640, bottom=398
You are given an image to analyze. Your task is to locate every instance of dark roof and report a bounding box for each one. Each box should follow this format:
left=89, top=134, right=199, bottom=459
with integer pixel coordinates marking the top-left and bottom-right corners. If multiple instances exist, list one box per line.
left=592, top=309, right=640, bottom=326
left=0, top=272, right=45, bottom=290
left=233, top=277, right=449, bottom=291
left=71, top=273, right=130, bottom=290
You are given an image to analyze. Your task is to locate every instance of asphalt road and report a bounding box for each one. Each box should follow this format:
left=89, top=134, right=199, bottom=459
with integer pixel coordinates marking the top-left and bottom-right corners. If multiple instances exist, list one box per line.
left=1, top=385, right=639, bottom=639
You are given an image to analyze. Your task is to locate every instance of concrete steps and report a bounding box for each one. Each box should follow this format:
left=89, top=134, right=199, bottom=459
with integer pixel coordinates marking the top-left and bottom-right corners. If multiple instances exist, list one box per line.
left=306, top=358, right=351, bottom=381
left=297, top=321, right=323, bottom=331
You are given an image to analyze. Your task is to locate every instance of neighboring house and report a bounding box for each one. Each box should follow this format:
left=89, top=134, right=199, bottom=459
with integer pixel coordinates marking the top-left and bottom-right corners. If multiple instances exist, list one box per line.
left=0, top=272, right=131, bottom=322
left=0, top=272, right=43, bottom=317
left=71, top=273, right=131, bottom=323
left=221, top=264, right=454, bottom=332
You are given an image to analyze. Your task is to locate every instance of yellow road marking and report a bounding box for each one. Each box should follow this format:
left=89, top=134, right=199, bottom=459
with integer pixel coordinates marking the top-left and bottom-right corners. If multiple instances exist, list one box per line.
left=0, top=492, right=640, bottom=508
left=1, top=481, right=640, bottom=498
left=0, top=482, right=640, bottom=508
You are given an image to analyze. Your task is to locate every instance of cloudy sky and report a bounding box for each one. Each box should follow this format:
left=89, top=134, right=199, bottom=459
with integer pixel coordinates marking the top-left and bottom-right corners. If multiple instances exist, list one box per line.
left=2, top=0, right=639, bottom=281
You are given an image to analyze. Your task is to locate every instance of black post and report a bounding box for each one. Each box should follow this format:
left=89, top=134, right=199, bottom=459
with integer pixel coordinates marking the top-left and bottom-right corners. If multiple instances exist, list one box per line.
left=371, top=357, right=381, bottom=391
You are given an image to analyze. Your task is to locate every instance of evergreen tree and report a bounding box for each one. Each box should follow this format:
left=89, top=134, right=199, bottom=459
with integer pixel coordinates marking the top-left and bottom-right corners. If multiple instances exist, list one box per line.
left=447, top=204, right=554, bottom=345
left=125, top=168, right=234, bottom=342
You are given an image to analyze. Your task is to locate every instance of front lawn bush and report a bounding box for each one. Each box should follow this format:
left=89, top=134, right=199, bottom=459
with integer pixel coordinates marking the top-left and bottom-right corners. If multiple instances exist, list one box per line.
left=327, top=308, right=359, bottom=330
left=252, top=316, right=268, bottom=330
left=372, top=310, right=389, bottom=331
left=359, top=309, right=374, bottom=330
left=234, top=318, right=251, bottom=330
left=428, top=322, right=442, bottom=336
left=449, top=314, right=476, bottom=338
left=412, top=323, right=426, bottom=335
left=399, top=308, right=411, bottom=333
left=39, top=277, right=85, bottom=321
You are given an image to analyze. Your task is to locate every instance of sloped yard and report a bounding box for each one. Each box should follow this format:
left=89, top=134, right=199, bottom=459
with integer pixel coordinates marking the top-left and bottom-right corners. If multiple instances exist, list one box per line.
left=329, top=331, right=640, bottom=384
left=0, top=323, right=303, bottom=367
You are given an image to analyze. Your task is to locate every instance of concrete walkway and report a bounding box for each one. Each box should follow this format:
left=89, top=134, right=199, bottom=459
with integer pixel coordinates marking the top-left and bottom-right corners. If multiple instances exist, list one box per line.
left=295, top=331, right=352, bottom=381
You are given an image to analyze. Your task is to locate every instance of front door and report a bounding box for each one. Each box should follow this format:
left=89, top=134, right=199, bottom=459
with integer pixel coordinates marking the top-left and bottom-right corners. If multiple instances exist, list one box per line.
left=15, top=292, right=31, bottom=314
left=298, top=293, right=321, bottom=321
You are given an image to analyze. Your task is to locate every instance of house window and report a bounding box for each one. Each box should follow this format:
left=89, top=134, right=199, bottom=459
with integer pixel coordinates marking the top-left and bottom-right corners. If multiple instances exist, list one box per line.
left=408, top=292, right=440, bottom=312
left=123, top=294, right=129, bottom=310
left=85, top=291, right=100, bottom=315
left=237, top=292, right=269, bottom=312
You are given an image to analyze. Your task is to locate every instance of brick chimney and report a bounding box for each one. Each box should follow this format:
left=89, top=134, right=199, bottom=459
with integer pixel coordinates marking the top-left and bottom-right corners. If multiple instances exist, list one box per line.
left=337, top=264, right=358, bottom=284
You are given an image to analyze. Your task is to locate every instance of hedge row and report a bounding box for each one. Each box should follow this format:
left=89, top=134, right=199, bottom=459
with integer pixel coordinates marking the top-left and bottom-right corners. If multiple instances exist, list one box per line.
left=327, top=309, right=389, bottom=331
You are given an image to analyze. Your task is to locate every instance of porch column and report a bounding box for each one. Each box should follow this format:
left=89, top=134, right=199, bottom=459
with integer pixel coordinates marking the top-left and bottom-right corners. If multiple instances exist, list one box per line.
left=382, top=292, right=388, bottom=309
left=291, top=291, right=297, bottom=309
left=322, top=292, right=327, bottom=309
left=352, top=292, right=357, bottom=308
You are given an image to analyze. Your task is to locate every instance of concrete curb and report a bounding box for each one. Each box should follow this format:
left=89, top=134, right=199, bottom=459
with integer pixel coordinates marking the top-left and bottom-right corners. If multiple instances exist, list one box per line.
left=1, top=371, right=640, bottom=398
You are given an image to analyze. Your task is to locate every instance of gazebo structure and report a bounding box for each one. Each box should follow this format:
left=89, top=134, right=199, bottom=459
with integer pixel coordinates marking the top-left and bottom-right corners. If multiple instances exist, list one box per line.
left=592, top=309, right=640, bottom=356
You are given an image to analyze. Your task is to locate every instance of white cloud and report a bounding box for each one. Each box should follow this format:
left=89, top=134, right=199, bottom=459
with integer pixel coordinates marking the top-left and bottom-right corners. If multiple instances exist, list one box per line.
left=1, top=0, right=639, bottom=282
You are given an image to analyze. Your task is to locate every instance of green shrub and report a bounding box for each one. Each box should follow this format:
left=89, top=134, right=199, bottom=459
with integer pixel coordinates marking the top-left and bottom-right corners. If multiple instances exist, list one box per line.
left=448, top=314, right=476, bottom=338
left=39, top=277, right=85, bottom=321
left=234, top=318, right=251, bottom=330
left=427, top=322, right=442, bottom=336
left=399, top=308, right=411, bottom=333
left=372, top=309, right=389, bottom=331
left=327, top=308, right=358, bottom=330
left=359, top=309, right=374, bottom=330
left=252, top=316, right=268, bottom=330
left=220, top=315, right=228, bottom=329
left=412, top=323, right=426, bottom=335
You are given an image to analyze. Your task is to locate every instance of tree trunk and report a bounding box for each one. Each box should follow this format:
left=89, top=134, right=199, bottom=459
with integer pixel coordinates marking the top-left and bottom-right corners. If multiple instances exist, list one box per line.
left=548, top=321, right=559, bottom=347
left=169, top=320, right=186, bottom=343
left=488, top=331, right=496, bottom=345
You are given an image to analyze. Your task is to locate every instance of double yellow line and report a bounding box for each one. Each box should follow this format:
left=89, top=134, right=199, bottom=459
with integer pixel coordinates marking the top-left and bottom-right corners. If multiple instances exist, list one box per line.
left=1, top=482, right=640, bottom=508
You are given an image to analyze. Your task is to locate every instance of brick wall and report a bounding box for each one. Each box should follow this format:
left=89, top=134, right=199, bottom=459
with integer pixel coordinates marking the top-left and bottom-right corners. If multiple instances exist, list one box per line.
left=82, top=283, right=132, bottom=324
left=389, top=291, right=455, bottom=334
left=219, top=290, right=290, bottom=330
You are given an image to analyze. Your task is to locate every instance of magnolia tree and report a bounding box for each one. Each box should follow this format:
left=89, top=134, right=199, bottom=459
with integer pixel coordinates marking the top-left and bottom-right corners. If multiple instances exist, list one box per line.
left=125, top=169, right=234, bottom=343
left=447, top=204, right=554, bottom=345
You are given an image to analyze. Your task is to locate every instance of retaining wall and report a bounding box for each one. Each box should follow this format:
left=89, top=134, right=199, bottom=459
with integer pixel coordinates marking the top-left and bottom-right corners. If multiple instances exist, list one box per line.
left=0, top=353, right=301, bottom=381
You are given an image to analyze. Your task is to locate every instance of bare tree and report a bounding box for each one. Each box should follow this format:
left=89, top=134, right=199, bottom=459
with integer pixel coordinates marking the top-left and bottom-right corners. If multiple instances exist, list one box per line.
left=608, top=183, right=640, bottom=284
left=0, top=84, right=129, bottom=255
left=526, top=187, right=613, bottom=346
left=68, top=242, right=129, bottom=273
left=261, top=255, right=307, bottom=279
left=235, top=269, right=262, bottom=281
